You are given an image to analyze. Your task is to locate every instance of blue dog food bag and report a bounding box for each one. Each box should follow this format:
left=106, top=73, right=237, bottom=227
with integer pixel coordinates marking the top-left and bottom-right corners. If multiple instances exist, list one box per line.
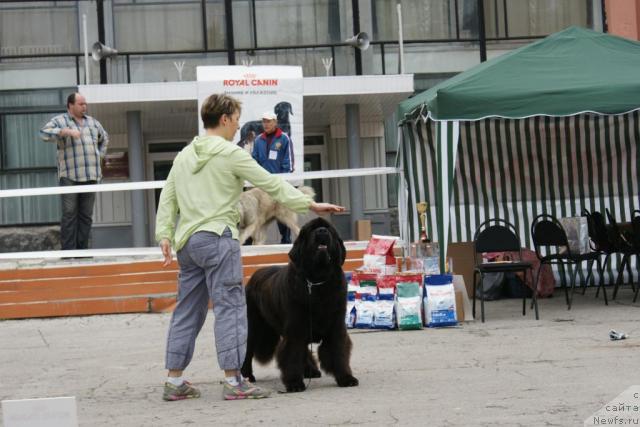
left=345, top=273, right=357, bottom=328
left=372, top=288, right=396, bottom=330
left=372, top=275, right=396, bottom=329
left=345, top=291, right=357, bottom=328
left=423, top=274, right=457, bottom=327
left=355, top=293, right=376, bottom=328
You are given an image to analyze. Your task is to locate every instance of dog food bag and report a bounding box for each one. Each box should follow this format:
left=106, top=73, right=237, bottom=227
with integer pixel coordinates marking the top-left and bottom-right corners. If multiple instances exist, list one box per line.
left=354, top=274, right=376, bottom=329
left=376, top=275, right=397, bottom=294
left=345, top=291, right=357, bottom=329
left=355, top=293, right=376, bottom=328
left=423, top=274, right=457, bottom=327
left=372, top=293, right=396, bottom=329
left=395, top=274, right=423, bottom=330
left=346, top=272, right=360, bottom=293
left=352, top=272, right=378, bottom=286
left=357, top=275, right=378, bottom=295
left=363, top=235, right=398, bottom=274
left=423, top=256, right=440, bottom=275
left=371, top=275, right=396, bottom=329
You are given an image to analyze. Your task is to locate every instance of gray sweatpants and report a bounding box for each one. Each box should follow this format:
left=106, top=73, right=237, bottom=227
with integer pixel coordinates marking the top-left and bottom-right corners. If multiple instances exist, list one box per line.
left=165, top=229, right=247, bottom=371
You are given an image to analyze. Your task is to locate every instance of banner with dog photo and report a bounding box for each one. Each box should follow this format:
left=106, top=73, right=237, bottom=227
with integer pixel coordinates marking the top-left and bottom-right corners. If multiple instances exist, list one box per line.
left=196, top=65, right=303, bottom=175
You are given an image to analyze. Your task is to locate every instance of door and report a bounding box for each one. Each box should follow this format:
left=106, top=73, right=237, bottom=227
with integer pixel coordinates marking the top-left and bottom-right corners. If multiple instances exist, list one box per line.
left=303, top=135, right=328, bottom=203
left=146, top=151, right=180, bottom=241
left=303, top=153, right=324, bottom=202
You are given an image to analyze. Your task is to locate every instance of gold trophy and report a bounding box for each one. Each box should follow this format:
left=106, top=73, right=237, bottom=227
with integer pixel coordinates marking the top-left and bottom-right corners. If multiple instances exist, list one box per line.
left=416, top=202, right=430, bottom=243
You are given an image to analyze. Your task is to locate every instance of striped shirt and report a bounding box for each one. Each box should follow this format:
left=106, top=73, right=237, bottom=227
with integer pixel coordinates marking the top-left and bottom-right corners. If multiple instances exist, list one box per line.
left=40, top=112, right=109, bottom=182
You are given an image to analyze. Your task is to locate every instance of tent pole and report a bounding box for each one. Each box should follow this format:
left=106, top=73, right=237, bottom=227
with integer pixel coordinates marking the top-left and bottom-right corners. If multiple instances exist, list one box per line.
left=436, top=121, right=447, bottom=273
left=436, top=120, right=459, bottom=273
left=396, top=125, right=409, bottom=257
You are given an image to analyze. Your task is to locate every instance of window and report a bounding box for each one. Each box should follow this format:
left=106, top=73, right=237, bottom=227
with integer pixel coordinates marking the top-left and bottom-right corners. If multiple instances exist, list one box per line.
left=113, top=0, right=205, bottom=52
left=233, top=0, right=351, bottom=49
left=205, top=0, right=227, bottom=49
left=0, top=1, right=80, bottom=56
left=0, top=111, right=60, bottom=225
left=502, top=0, right=590, bottom=38
left=2, top=113, right=58, bottom=169
left=372, top=0, right=457, bottom=41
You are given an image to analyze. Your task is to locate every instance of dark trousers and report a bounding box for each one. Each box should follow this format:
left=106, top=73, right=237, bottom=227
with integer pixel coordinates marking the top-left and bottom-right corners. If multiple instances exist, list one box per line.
left=277, top=221, right=291, bottom=244
left=60, top=177, right=96, bottom=250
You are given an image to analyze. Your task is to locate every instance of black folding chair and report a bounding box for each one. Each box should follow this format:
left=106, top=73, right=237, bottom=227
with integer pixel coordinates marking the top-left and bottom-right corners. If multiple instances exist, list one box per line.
left=472, top=218, right=537, bottom=323
left=606, top=209, right=638, bottom=300
left=632, top=210, right=640, bottom=303
left=531, top=214, right=603, bottom=310
left=582, top=209, right=614, bottom=302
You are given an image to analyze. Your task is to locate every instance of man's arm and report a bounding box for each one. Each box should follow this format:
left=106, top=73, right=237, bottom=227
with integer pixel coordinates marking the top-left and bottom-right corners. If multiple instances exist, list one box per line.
left=40, top=116, right=64, bottom=142
left=41, top=115, right=80, bottom=142
left=95, top=119, right=109, bottom=157
left=281, top=135, right=293, bottom=173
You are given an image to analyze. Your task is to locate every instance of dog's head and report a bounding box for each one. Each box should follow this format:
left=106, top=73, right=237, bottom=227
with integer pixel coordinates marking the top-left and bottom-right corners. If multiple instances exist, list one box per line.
left=274, top=102, right=293, bottom=119
left=289, top=217, right=346, bottom=272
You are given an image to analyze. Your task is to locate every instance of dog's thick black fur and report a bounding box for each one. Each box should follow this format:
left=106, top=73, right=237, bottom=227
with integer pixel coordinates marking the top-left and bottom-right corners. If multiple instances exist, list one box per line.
left=241, top=217, right=358, bottom=392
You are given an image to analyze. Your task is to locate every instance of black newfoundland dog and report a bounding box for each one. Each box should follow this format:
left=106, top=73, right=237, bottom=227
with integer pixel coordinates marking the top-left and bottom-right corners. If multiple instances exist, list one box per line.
left=241, top=217, right=358, bottom=392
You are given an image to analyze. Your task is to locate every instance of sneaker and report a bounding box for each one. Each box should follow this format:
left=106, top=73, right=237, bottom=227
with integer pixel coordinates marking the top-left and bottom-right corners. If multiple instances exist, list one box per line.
left=223, top=380, right=271, bottom=400
left=162, top=381, right=201, bottom=401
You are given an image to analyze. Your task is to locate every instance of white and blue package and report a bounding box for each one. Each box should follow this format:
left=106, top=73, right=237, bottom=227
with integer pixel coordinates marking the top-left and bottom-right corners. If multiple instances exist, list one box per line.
left=423, top=274, right=457, bottom=327
left=345, top=292, right=356, bottom=328
left=372, top=293, right=396, bottom=329
left=423, top=256, right=440, bottom=275
left=355, top=293, right=376, bottom=328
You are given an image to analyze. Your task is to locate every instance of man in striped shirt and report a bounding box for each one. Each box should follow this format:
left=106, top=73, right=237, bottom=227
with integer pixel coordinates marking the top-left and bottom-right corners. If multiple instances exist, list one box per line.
left=40, top=93, right=109, bottom=250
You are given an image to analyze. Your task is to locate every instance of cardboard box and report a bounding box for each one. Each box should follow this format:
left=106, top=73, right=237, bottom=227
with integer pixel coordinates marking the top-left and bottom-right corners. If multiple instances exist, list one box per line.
left=447, top=242, right=476, bottom=297
left=355, top=219, right=372, bottom=241
left=455, top=290, right=465, bottom=323
left=452, top=275, right=474, bottom=321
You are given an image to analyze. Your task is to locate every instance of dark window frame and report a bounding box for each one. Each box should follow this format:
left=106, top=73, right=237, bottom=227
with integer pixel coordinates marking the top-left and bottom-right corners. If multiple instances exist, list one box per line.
left=0, top=109, right=65, bottom=172
left=0, top=1, right=601, bottom=81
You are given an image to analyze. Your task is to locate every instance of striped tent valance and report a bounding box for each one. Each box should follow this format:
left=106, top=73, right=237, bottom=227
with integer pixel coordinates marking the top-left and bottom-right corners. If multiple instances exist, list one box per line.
left=398, top=111, right=640, bottom=283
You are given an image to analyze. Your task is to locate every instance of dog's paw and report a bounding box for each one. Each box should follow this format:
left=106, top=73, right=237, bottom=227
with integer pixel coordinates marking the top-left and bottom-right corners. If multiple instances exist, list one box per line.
left=284, top=380, right=306, bottom=393
left=336, top=375, right=359, bottom=387
left=304, top=367, right=322, bottom=379
left=240, top=367, right=255, bottom=383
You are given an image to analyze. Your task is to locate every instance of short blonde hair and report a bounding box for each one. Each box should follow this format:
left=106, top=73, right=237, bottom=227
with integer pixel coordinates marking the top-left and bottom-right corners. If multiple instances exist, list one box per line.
left=201, top=94, right=242, bottom=129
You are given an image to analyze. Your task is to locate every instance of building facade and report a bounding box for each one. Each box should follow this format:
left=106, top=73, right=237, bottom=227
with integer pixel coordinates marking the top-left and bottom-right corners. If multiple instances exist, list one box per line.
left=0, top=0, right=603, bottom=246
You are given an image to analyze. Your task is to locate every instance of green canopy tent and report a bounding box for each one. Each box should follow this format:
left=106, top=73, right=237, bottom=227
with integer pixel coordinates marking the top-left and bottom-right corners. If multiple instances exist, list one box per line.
left=397, top=26, right=640, bottom=283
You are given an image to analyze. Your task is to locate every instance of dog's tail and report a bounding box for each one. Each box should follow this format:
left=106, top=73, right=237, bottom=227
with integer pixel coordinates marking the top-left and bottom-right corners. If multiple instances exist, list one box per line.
left=297, top=185, right=316, bottom=200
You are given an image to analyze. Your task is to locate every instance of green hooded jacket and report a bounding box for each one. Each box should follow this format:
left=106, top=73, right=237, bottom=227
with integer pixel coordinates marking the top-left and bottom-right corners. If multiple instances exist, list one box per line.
left=155, top=135, right=312, bottom=250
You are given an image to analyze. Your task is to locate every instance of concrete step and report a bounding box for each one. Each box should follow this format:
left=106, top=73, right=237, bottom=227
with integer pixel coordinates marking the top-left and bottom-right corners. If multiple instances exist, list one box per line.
left=0, top=249, right=369, bottom=320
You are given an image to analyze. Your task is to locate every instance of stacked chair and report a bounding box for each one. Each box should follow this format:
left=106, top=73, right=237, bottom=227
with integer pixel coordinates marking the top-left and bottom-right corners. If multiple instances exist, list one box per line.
left=582, top=209, right=614, bottom=303
left=531, top=214, right=603, bottom=310
left=605, top=209, right=639, bottom=300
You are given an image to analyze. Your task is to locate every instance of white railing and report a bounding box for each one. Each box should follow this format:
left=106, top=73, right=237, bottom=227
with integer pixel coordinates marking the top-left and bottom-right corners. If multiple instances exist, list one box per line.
left=0, top=167, right=398, bottom=198
left=0, top=167, right=402, bottom=261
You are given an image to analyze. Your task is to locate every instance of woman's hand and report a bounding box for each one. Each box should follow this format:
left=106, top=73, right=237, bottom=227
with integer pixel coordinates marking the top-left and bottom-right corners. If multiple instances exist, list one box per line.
left=159, top=239, right=173, bottom=267
left=310, top=202, right=345, bottom=214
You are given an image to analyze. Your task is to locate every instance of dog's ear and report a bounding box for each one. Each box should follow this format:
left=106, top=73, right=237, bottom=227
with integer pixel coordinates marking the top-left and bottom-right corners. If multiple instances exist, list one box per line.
left=289, top=223, right=309, bottom=266
left=288, top=240, right=302, bottom=266
left=338, top=237, right=346, bottom=266
left=329, top=225, right=346, bottom=266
